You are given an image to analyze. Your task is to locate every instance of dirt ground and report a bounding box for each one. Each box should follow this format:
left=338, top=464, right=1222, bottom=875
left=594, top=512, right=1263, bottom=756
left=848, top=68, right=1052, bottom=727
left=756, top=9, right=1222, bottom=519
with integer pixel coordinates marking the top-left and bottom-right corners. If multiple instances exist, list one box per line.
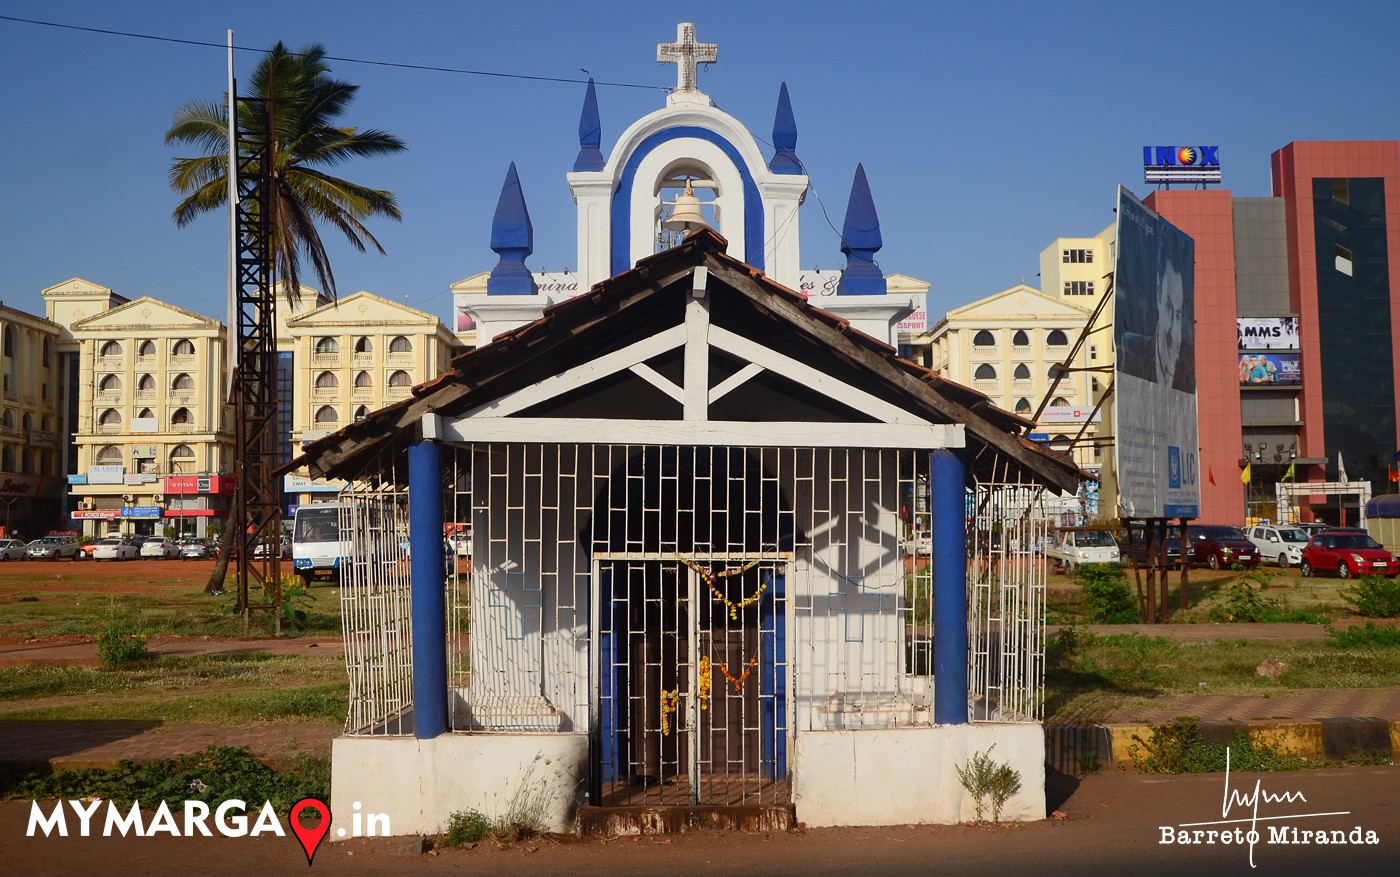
left=0, top=557, right=218, bottom=597
left=3, top=766, right=1398, bottom=876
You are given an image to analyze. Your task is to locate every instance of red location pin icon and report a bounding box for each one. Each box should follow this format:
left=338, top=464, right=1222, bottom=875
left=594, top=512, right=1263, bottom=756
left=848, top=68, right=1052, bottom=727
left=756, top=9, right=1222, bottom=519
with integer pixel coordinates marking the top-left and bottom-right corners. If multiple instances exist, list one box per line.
left=289, top=797, right=332, bottom=866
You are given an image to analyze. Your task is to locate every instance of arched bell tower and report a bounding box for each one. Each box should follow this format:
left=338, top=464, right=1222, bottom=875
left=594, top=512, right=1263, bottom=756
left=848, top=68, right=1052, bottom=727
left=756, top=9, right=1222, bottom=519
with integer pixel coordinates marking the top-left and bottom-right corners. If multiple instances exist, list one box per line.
left=567, top=23, right=809, bottom=291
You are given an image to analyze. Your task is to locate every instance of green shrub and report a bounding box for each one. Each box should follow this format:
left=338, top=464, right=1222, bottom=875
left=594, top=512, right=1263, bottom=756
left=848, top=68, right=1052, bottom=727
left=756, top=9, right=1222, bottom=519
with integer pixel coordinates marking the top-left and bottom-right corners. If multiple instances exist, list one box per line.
left=94, top=609, right=150, bottom=668
left=1208, top=573, right=1330, bottom=624
left=1327, top=621, right=1400, bottom=648
left=954, top=745, right=1023, bottom=822
left=444, top=809, right=494, bottom=846
left=1075, top=564, right=1139, bottom=624
left=1128, top=716, right=1314, bottom=773
left=1340, top=576, right=1400, bottom=618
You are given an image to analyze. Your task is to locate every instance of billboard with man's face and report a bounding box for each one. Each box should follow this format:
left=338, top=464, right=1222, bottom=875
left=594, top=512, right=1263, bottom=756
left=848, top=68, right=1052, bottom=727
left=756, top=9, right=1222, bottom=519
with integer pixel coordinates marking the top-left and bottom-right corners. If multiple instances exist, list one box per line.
left=1113, top=186, right=1200, bottom=519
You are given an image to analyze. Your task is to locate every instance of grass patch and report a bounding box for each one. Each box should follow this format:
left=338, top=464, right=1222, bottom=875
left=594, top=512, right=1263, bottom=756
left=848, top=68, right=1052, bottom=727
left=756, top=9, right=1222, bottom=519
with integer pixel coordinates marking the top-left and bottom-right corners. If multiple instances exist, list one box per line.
left=0, top=569, right=340, bottom=640
left=0, top=654, right=347, bottom=724
left=1046, top=629, right=1400, bottom=720
left=1128, top=716, right=1321, bottom=773
left=3, top=745, right=329, bottom=812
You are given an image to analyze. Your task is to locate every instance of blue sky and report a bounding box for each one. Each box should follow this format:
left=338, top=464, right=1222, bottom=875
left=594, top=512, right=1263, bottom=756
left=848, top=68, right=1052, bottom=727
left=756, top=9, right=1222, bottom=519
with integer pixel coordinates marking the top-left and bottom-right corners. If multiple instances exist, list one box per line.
left=4, top=1, right=1399, bottom=328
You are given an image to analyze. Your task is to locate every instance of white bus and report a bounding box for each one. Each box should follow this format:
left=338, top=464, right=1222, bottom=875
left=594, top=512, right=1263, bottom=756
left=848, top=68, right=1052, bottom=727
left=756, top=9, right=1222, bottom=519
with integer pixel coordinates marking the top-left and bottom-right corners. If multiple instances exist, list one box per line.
left=291, top=503, right=350, bottom=584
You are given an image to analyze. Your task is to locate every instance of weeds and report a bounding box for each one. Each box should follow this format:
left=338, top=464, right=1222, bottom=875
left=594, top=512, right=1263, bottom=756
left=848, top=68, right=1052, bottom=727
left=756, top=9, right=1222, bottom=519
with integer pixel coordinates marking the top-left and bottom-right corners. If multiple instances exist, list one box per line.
left=1340, top=576, right=1400, bottom=618
left=1128, top=717, right=1317, bottom=773
left=94, top=608, right=150, bottom=669
left=1074, top=564, right=1139, bottom=624
left=439, top=753, right=553, bottom=846
left=955, top=745, right=1022, bottom=823
left=1208, top=569, right=1330, bottom=624
left=1327, top=622, right=1400, bottom=648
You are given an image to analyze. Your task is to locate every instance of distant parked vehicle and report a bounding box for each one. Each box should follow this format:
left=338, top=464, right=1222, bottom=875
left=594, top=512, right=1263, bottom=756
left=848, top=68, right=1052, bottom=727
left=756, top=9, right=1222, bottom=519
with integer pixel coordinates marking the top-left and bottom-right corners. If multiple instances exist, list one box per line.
left=1120, top=523, right=1189, bottom=566
left=0, top=538, right=27, bottom=561
left=1301, top=530, right=1398, bottom=578
left=140, top=537, right=179, bottom=559
left=92, top=538, right=139, bottom=561
left=180, top=538, right=211, bottom=560
left=1293, top=522, right=1333, bottom=539
left=1185, top=525, right=1261, bottom=570
left=1245, top=524, right=1309, bottom=568
left=25, top=534, right=81, bottom=561
left=1045, top=529, right=1120, bottom=571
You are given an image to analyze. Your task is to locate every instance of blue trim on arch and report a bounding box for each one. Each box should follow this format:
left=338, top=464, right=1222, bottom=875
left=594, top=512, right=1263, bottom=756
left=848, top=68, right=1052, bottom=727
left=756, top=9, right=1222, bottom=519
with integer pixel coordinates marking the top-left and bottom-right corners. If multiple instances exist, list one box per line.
left=611, top=126, right=765, bottom=276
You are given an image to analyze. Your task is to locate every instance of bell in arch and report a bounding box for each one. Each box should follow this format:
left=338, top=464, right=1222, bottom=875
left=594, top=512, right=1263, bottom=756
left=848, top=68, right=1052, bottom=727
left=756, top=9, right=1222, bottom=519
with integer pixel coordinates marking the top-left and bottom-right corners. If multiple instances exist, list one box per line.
left=662, top=177, right=708, bottom=232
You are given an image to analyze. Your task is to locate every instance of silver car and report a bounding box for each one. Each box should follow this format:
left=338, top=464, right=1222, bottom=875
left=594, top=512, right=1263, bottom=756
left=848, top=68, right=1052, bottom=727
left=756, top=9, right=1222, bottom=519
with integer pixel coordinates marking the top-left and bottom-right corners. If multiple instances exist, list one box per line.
left=25, top=536, right=80, bottom=560
left=0, top=538, right=27, bottom=561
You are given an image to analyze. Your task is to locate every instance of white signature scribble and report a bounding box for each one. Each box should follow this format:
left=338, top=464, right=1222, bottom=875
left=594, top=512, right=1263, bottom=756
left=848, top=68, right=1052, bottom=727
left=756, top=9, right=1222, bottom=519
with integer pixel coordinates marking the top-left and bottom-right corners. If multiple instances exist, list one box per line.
left=1158, top=748, right=1364, bottom=868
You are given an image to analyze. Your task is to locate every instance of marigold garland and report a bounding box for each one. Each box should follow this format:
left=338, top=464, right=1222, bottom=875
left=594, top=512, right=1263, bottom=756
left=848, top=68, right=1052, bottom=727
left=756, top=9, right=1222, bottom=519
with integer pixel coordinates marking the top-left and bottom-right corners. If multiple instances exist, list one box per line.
left=677, top=556, right=765, bottom=620
left=698, top=656, right=712, bottom=711
left=716, top=656, right=758, bottom=693
left=660, top=688, right=679, bottom=736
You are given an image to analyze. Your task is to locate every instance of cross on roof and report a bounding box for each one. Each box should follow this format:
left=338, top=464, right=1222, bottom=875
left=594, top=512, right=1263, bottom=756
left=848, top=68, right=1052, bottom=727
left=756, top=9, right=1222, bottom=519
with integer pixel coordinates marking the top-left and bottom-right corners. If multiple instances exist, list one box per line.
left=657, top=22, right=716, bottom=94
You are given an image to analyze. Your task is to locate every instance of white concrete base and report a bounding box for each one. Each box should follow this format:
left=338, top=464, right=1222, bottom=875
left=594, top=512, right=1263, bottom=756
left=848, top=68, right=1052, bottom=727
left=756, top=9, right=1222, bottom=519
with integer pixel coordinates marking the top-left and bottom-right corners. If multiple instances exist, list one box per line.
left=330, top=732, right=589, bottom=838
left=792, top=724, right=1046, bottom=826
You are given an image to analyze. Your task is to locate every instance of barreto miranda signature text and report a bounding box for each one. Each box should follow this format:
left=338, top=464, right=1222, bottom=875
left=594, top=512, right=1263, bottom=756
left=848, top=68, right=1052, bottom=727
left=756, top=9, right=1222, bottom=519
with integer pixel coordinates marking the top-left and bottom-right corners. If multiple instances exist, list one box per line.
left=1158, top=748, right=1380, bottom=868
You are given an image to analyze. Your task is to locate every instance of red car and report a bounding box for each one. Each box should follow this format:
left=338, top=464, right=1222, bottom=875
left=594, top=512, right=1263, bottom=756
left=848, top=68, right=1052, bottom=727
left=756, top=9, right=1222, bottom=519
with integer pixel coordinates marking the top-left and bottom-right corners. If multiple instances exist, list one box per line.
left=1300, top=529, right=1398, bottom=578
left=1185, top=524, right=1261, bottom=570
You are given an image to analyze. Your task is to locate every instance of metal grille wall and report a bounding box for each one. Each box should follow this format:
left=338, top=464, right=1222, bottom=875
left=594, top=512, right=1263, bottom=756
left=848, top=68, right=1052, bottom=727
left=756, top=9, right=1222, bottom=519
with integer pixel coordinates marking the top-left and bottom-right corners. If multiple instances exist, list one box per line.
left=339, top=480, right=414, bottom=735
left=968, top=483, right=1050, bottom=722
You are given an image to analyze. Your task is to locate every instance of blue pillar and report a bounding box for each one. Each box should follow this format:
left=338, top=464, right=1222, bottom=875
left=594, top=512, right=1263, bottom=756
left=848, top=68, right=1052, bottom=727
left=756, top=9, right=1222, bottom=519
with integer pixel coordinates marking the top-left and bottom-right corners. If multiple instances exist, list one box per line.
left=409, top=440, right=447, bottom=739
left=932, top=448, right=968, bottom=725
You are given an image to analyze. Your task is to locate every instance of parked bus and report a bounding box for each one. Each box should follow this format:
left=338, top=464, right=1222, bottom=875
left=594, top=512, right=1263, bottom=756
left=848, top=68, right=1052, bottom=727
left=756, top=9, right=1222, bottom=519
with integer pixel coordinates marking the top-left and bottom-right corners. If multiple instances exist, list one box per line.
left=291, top=502, right=350, bottom=584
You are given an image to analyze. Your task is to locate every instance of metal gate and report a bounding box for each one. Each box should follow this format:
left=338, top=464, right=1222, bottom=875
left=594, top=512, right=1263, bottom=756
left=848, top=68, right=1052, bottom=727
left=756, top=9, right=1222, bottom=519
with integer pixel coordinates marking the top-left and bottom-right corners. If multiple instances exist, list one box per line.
left=592, top=555, right=790, bottom=806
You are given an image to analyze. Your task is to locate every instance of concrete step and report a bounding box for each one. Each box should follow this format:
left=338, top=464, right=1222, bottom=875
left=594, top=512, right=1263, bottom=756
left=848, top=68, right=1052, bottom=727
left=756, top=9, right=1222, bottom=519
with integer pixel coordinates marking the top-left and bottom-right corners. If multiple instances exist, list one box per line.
left=578, top=804, right=795, bottom=836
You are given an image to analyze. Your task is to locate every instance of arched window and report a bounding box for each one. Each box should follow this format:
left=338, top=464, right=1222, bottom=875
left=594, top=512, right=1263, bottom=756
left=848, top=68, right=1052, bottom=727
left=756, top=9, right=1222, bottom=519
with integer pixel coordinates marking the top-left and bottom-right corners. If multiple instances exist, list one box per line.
left=1047, top=329, right=1069, bottom=346
left=0, top=448, right=12, bottom=472
left=42, top=338, right=50, bottom=367
left=2, top=327, right=12, bottom=357
left=137, top=408, right=153, bottom=419
left=100, top=340, right=123, bottom=357
left=314, top=405, right=338, bottom=424
left=138, top=340, right=156, bottom=356
left=354, top=370, right=373, bottom=388
left=353, top=337, right=373, bottom=354
left=1049, top=436, right=1073, bottom=452
left=98, top=408, right=122, bottom=426
left=973, top=330, right=995, bottom=347
left=1012, top=330, right=1029, bottom=346
left=1014, top=398, right=1032, bottom=414
left=96, top=445, right=122, bottom=465
left=1013, top=364, right=1031, bottom=380
left=974, top=364, right=997, bottom=380
left=1051, top=397, right=1070, bottom=407
left=171, top=407, right=191, bottom=425
left=354, top=405, right=370, bottom=422
left=138, top=374, right=156, bottom=391
left=315, top=371, right=339, bottom=389
left=172, top=373, right=194, bottom=391
left=40, top=417, right=50, bottom=432
left=1048, top=364, right=1067, bottom=379
left=315, top=337, right=340, bottom=355
left=389, top=335, right=413, bottom=353
left=20, top=449, right=31, bottom=474
left=388, top=370, right=413, bottom=387
left=21, top=413, right=31, bottom=431
left=99, top=374, right=121, bottom=391
left=172, top=339, right=195, bottom=356
left=170, top=444, right=196, bottom=461
left=0, top=410, right=11, bottom=428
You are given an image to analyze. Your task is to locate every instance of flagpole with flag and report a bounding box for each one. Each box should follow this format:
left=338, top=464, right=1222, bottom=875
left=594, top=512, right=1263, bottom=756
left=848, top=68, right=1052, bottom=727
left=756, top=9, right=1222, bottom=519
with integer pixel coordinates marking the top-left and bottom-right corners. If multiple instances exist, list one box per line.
left=1282, top=459, right=1296, bottom=481
left=1338, top=452, right=1348, bottom=484
left=1241, top=462, right=1252, bottom=484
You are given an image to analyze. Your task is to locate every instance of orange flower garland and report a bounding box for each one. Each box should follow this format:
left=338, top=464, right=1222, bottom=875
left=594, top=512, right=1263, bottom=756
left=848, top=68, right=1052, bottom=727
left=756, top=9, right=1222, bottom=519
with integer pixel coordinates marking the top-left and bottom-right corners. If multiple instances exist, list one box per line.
left=660, top=688, right=679, bottom=736
left=698, top=656, right=712, bottom=711
left=716, top=656, right=758, bottom=693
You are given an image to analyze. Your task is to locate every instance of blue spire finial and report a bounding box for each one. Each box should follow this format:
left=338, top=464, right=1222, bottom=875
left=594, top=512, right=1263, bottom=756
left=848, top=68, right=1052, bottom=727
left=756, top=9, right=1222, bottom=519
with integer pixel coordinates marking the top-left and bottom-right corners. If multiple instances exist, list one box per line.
left=488, top=162, right=537, bottom=296
left=769, top=81, right=801, bottom=174
left=837, top=163, right=885, bottom=295
left=574, top=78, right=604, bottom=172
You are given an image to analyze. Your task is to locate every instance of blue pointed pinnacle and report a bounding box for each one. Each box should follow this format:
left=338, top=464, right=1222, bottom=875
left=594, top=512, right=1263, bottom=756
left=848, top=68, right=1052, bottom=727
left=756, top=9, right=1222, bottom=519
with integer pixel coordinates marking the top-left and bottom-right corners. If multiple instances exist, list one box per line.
left=488, top=162, right=538, bottom=296
left=769, top=81, right=801, bottom=174
left=574, top=78, right=605, bottom=172
left=837, top=163, right=885, bottom=295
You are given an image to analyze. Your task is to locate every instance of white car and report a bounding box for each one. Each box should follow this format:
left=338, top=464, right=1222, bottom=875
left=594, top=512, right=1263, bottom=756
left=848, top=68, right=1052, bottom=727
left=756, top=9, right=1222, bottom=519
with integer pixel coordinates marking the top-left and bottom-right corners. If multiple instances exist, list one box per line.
left=1245, top=523, right=1310, bottom=568
left=0, top=538, right=27, bottom=561
left=92, top=538, right=139, bottom=561
left=1045, top=529, right=1121, bottom=571
left=140, top=537, right=179, bottom=559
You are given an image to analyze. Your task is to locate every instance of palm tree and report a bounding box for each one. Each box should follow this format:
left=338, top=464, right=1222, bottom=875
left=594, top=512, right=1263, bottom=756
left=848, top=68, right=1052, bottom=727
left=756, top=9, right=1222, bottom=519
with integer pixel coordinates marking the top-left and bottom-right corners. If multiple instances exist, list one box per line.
left=165, top=40, right=408, bottom=300
left=166, top=42, right=406, bottom=596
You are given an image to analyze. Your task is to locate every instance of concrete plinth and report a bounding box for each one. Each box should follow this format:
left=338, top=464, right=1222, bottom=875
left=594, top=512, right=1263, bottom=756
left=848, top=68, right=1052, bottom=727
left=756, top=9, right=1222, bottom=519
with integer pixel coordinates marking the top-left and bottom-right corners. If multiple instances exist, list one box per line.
left=330, top=732, right=588, bottom=838
left=792, top=723, right=1046, bottom=826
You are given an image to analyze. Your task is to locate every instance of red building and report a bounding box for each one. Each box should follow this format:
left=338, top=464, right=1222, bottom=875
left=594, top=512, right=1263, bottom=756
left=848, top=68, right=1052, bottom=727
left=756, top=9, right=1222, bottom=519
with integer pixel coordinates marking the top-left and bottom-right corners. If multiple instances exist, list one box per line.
left=1148, top=141, right=1400, bottom=524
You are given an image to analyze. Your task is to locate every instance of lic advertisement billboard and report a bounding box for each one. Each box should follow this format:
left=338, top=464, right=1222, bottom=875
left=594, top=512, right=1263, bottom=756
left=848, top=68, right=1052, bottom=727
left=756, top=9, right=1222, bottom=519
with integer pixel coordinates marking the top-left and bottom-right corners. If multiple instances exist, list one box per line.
left=1113, top=186, right=1200, bottom=519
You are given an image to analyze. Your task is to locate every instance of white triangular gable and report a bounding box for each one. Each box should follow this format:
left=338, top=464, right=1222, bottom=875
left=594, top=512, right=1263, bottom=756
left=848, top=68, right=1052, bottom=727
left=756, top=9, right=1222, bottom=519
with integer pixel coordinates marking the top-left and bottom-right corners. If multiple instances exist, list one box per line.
left=944, top=284, right=1091, bottom=323
left=72, top=296, right=220, bottom=331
